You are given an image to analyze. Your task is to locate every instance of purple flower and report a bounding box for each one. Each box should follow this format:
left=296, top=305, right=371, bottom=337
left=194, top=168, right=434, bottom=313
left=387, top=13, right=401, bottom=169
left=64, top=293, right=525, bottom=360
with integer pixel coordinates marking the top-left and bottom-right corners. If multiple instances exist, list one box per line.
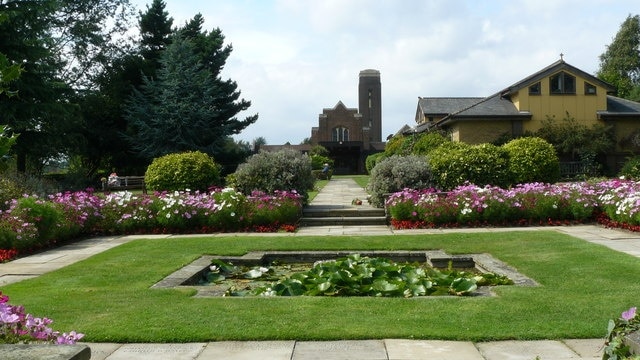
left=622, top=307, right=637, bottom=321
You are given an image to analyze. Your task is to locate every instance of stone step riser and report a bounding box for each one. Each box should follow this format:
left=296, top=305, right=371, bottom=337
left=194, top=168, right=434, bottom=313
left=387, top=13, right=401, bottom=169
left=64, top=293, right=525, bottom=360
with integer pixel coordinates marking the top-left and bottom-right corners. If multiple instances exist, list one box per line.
left=299, top=217, right=388, bottom=226
left=302, top=210, right=385, bottom=218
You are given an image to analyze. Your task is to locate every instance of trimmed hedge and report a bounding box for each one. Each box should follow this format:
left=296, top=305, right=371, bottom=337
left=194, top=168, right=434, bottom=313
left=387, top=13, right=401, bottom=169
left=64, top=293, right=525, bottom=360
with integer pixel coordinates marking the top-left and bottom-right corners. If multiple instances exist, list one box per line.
left=145, top=151, right=221, bottom=192
left=503, top=137, right=560, bottom=184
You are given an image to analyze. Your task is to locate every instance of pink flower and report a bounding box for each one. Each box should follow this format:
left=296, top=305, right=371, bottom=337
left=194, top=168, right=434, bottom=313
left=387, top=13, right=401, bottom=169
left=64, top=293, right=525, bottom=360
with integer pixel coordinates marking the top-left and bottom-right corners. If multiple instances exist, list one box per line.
left=622, top=307, right=637, bottom=321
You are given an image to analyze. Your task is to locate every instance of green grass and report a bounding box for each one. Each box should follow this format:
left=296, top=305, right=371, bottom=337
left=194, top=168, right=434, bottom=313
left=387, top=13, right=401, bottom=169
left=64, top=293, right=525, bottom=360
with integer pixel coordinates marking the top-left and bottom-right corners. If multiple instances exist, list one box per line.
left=345, top=174, right=369, bottom=188
left=307, top=179, right=329, bottom=201
left=3, top=231, right=639, bottom=343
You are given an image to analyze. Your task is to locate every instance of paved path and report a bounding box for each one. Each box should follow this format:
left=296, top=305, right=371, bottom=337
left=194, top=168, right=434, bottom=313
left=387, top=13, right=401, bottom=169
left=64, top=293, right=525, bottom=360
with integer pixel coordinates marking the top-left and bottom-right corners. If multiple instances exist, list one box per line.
left=3, top=177, right=640, bottom=359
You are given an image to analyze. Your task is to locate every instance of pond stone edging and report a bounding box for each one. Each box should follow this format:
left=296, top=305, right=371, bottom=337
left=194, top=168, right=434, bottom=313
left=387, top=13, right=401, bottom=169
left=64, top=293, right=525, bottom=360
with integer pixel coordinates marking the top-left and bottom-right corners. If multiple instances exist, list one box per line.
left=0, top=344, right=90, bottom=360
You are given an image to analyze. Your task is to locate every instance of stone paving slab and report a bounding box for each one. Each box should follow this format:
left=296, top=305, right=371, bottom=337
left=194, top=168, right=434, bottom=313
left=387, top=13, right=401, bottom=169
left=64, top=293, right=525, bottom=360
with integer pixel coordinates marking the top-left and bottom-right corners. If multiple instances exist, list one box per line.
left=292, top=340, right=388, bottom=360
left=99, top=343, right=206, bottom=360
left=562, top=339, right=604, bottom=359
left=385, top=339, right=484, bottom=360
left=476, top=339, right=591, bottom=359
left=199, top=341, right=295, bottom=360
left=81, top=343, right=122, bottom=360
left=295, top=225, right=393, bottom=235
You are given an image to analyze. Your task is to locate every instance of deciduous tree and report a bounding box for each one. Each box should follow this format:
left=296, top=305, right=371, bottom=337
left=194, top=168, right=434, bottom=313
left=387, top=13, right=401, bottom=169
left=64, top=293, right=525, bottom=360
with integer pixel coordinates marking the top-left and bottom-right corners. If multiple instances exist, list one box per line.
left=597, top=14, right=640, bottom=101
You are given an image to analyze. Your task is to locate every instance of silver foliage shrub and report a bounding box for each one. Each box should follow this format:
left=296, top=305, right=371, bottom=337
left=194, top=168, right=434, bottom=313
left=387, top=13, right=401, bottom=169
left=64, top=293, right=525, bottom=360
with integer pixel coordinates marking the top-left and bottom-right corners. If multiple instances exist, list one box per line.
left=233, top=149, right=315, bottom=202
left=367, top=155, right=435, bottom=208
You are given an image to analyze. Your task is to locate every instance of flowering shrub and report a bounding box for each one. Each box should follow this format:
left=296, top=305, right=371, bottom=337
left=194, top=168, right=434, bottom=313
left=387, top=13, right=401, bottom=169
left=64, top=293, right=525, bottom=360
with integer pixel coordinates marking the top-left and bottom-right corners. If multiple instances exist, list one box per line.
left=0, top=291, right=84, bottom=345
left=604, top=306, right=640, bottom=359
left=368, top=155, right=434, bottom=208
left=48, top=190, right=103, bottom=240
left=0, top=187, right=304, bottom=260
left=386, top=180, right=619, bottom=229
left=99, top=191, right=159, bottom=234
left=247, top=190, right=302, bottom=228
left=598, top=179, right=640, bottom=226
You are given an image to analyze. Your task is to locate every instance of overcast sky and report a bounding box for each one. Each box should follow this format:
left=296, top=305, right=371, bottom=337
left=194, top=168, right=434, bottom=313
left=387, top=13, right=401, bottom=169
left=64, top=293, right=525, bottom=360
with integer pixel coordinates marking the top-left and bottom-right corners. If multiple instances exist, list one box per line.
left=130, top=0, right=637, bottom=145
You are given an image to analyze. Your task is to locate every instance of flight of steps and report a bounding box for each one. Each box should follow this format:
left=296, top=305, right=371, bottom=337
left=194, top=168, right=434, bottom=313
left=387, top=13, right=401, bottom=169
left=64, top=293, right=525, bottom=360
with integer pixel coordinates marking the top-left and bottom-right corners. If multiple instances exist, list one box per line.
left=299, top=207, right=388, bottom=227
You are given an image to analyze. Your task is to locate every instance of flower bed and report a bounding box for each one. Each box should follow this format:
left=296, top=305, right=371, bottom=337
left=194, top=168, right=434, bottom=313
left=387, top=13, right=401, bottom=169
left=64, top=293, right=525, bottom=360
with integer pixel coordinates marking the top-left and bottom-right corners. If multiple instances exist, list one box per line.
left=386, top=179, right=640, bottom=230
left=0, top=188, right=303, bottom=261
left=0, top=291, right=83, bottom=345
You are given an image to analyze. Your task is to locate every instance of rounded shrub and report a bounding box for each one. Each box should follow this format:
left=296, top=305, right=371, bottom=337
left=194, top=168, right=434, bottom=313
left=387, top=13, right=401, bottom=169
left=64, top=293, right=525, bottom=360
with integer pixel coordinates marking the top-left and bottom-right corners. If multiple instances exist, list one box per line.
left=365, top=152, right=386, bottom=174
left=619, top=155, right=640, bottom=180
left=412, top=132, right=450, bottom=156
left=367, top=155, right=435, bottom=208
left=145, top=151, right=221, bottom=192
left=428, top=142, right=510, bottom=190
left=233, top=149, right=315, bottom=202
left=384, top=135, right=405, bottom=156
left=310, top=154, right=333, bottom=170
left=503, top=137, right=560, bottom=184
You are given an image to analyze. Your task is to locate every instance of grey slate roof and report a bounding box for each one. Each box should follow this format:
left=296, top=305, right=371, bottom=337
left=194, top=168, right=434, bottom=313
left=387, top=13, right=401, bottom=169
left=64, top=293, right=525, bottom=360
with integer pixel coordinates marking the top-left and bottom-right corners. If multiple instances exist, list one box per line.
left=418, top=97, right=484, bottom=115
left=601, top=96, right=640, bottom=115
left=418, top=94, right=528, bottom=118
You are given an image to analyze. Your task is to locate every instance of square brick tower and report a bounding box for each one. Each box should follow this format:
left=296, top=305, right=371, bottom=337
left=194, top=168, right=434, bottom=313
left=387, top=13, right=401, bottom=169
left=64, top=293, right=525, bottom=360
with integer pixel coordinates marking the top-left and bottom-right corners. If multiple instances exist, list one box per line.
left=358, top=69, right=382, bottom=143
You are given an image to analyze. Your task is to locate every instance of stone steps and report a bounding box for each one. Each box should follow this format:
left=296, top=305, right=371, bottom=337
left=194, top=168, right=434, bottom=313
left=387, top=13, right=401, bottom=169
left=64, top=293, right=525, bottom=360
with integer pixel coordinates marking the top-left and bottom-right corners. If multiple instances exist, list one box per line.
left=300, top=208, right=387, bottom=226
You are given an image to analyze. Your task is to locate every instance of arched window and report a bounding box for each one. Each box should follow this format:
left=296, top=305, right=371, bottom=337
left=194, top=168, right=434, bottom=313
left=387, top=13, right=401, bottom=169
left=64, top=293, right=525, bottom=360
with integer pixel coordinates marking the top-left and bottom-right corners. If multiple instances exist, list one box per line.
left=332, top=126, right=349, bottom=142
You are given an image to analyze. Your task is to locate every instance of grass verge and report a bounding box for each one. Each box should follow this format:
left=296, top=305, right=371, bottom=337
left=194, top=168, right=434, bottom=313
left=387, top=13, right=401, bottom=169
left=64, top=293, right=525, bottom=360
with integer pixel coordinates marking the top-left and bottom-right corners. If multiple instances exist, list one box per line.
left=3, top=231, right=637, bottom=343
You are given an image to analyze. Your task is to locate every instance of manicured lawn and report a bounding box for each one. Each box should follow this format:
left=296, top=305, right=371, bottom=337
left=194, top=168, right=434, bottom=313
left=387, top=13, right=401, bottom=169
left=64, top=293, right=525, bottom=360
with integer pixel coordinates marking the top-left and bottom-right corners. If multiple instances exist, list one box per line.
left=3, top=231, right=638, bottom=343
left=347, top=174, right=369, bottom=188
left=307, top=179, right=329, bottom=201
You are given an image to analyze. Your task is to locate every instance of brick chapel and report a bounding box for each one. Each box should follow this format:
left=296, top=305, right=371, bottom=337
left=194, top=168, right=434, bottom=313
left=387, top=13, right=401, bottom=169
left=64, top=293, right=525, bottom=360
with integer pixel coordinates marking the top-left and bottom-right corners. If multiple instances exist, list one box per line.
left=309, top=69, right=386, bottom=174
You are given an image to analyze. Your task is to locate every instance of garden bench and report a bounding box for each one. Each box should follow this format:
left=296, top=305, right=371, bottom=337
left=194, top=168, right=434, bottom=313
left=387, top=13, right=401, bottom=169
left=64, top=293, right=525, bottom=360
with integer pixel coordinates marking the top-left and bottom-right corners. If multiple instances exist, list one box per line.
left=102, top=176, right=147, bottom=194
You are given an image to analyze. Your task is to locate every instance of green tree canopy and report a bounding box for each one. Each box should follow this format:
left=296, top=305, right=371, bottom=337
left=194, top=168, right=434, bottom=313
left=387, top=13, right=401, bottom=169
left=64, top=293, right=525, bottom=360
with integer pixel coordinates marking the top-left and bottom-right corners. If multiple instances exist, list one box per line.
left=125, top=28, right=257, bottom=160
left=0, top=0, right=132, bottom=173
left=597, top=14, right=640, bottom=101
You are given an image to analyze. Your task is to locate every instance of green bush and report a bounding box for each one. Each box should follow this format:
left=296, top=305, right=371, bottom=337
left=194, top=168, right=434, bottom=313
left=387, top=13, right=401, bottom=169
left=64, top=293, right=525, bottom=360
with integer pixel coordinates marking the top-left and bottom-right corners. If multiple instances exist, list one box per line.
left=309, top=145, right=329, bottom=157
left=365, top=152, right=386, bottom=174
left=11, top=197, right=63, bottom=243
left=428, top=142, right=510, bottom=190
left=310, top=154, right=333, bottom=170
left=384, top=135, right=412, bottom=156
left=619, top=156, right=640, bottom=180
left=367, top=155, right=435, bottom=208
left=0, top=176, right=26, bottom=210
left=233, top=149, right=315, bottom=202
left=503, top=137, right=560, bottom=184
left=145, top=151, right=221, bottom=192
left=412, top=132, right=450, bottom=155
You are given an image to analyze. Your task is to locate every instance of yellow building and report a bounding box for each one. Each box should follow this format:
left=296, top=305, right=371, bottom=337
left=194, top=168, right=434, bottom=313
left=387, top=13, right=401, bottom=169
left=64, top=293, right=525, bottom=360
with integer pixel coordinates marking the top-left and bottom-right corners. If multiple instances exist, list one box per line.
left=413, top=58, right=640, bottom=171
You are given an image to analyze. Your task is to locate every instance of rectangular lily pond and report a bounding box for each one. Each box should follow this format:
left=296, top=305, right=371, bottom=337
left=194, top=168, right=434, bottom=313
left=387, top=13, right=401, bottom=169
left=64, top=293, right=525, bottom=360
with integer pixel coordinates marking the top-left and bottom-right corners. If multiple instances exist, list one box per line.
left=152, top=250, right=537, bottom=298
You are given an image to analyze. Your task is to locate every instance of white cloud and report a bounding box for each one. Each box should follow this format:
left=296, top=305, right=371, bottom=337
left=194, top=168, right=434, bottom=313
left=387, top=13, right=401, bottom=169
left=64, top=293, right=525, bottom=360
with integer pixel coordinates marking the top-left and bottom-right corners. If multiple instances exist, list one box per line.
left=129, top=0, right=638, bottom=145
